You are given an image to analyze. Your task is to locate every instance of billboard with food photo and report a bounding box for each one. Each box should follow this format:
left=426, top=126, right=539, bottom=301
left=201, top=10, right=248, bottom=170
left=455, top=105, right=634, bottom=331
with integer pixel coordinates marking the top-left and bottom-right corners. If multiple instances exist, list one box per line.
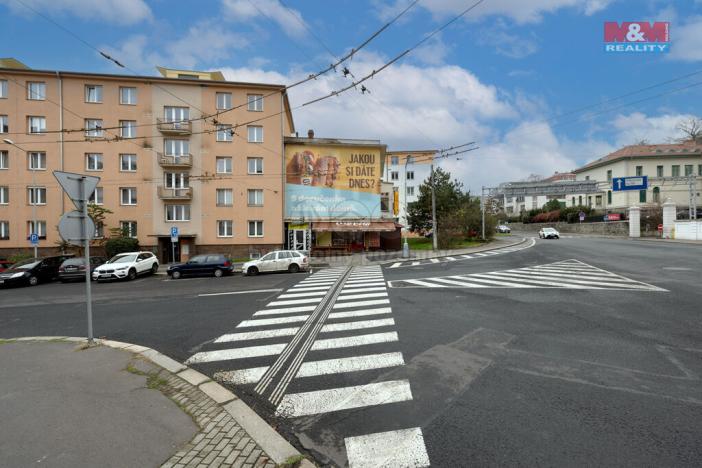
left=285, top=144, right=382, bottom=218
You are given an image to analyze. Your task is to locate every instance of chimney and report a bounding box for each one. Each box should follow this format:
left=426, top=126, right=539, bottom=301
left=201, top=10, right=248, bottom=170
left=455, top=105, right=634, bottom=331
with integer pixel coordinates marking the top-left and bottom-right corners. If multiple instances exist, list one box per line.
left=308, top=129, right=314, bottom=139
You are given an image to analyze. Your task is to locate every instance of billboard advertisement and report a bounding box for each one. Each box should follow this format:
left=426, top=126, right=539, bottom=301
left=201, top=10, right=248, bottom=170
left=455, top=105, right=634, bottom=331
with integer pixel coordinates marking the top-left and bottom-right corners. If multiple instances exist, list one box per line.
left=285, top=144, right=382, bottom=219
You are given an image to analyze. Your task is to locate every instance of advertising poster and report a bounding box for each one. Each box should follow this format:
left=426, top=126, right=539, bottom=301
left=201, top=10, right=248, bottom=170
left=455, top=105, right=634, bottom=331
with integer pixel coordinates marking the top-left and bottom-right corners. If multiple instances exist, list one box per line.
left=285, top=144, right=382, bottom=219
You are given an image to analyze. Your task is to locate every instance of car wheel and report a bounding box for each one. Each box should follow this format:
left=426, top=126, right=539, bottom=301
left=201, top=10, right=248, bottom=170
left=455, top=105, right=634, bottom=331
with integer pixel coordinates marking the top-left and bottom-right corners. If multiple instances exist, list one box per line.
left=151, top=263, right=159, bottom=274
left=213, top=268, right=223, bottom=278
left=247, top=266, right=259, bottom=276
left=171, top=270, right=181, bottom=280
left=127, top=268, right=137, bottom=281
left=288, top=263, right=300, bottom=274
left=28, top=275, right=39, bottom=286
left=555, top=236, right=560, bottom=239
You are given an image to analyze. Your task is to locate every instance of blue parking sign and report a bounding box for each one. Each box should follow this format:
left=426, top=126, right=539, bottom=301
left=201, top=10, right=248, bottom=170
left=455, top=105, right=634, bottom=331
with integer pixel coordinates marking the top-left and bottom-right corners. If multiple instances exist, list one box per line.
left=29, top=233, right=39, bottom=245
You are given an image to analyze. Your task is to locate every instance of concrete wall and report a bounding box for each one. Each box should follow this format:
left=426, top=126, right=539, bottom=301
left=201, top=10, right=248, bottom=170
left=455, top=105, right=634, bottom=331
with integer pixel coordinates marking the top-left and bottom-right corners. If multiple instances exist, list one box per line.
left=514, top=221, right=631, bottom=236
left=674, top=221, right=702, bottom=241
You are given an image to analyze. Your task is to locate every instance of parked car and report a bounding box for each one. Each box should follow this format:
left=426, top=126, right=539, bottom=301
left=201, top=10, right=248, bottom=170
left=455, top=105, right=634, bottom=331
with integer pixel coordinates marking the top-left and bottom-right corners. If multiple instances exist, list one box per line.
left=243, top=250, right=308, bottom=276
left=0, top=255, right=75, bottom=287
left=167, top=254, right=234, bottom=279
left=92, top=251, right=159, bottom=281
left=58, top=256, right=106, bottom=282
left=538, top=227, right=560, bottom=239
left=497, top=225, right=511, bottom=233
left=0, top=259, right=14, bottom=272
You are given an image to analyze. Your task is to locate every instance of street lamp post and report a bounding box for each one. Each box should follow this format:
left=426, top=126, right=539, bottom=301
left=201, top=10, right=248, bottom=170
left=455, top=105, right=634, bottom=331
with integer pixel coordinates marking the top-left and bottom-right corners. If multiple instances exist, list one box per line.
left=3, top=139, right=37, bottom=257
left=402, top=156, right=410, bottom=257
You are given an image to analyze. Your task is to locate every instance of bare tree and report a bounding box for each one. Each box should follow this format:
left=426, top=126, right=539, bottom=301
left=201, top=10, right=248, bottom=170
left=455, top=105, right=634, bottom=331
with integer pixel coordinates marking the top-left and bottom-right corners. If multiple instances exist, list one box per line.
left=676, top=118, right=702, bottom=142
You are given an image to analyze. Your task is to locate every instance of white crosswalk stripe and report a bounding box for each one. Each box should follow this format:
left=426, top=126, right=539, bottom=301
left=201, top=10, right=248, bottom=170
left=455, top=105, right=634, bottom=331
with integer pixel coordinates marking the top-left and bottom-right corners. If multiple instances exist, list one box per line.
left=345, top=427, right=431, bottom=468
left=386, top=238, right=536, bottom=268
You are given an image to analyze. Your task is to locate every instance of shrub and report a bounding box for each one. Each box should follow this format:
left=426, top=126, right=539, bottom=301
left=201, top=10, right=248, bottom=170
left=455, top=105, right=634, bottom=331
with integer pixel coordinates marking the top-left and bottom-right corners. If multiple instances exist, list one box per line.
left=105, top=236, right=140, bottom=258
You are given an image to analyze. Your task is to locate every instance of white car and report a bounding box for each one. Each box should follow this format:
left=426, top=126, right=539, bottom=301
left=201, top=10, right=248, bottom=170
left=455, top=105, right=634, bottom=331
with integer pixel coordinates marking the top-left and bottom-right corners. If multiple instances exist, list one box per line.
left=92, top=251, right=159, bottom=281
left=242, top=250, right=308, bottom=276
left=538, top=227, right=560, bottom=239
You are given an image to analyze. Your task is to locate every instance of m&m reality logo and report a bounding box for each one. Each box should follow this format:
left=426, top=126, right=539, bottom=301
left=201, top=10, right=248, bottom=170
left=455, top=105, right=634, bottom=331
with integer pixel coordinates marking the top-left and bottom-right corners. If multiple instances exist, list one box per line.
left=604, top=22, right=670, bottom=53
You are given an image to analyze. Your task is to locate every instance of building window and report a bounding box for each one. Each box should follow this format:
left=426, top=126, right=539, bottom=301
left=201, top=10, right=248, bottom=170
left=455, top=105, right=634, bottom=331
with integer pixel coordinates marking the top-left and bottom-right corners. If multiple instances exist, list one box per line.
left=672, top=165, right=680, bottom=177
left=391, top=171, right=398, bottom=181
left=653, top=187, right=660, bottom=203
left=89, top=187, right=103, bottom=205
left=588, top=196, right=592, bottom=206
left=247, top=125, right=263, bottom=143
left=406, top=171, right=414, bottom=180
left=406, top=156, right=414, bottom=164
left=0, top=186, right=8, bottom=204
left=27, top=82, right=46, bottom=100
left=699, top=164, right=702, bottom=176
left=248, top=220, right=263, bottom=237
left=120, top=221, right=137, bottom=238
left=166, top=205, right=190, bottom=221
left=120, top=187, right=137, bottom=205
left=390, top=156, right=398, bottom=165
left=571, top=196, right=575, bottom=206
left=0, top=80, right=7, bottom=98
left=635, top=166, right=643, bottom=176
left=607, top=190, right=612, bottom=204
left=0, top=115, right=7, bottom=133
left=578, top=196, right=582, bottom=205
left=164, top=106, right=189, bottom=122
left=406, top=186, right=415, bottom=196
left=216, top=188, right=233, bottom=206
left=86, top=153, right=103, bottom=171
left=657, top=165, right=663, bottom=177
left=217, top=220, right=233, bottom=237
left=164, top=139, right=189, bottom=156
left=685, top=165, right=693, bottom=176
left=0, top=221, right=8, bottom=239
left=27, top=220, right=47, bottom=238
left=217, top=124, right=233, bottom=142
left=120, top=87, right=137, bottom=105
left=27, top=116, right=46, bottom=134
left=606, top=170, right=612, bottom=182
left=120, top=154, right=137, bottom=172
left=0, top=150, right=7, bottom=169
left=639, top=189, right=646, bottom=203
left=216, top=92, right=232, bottom=110
left=164, top=172, right=188, bottom=189
left=247, top=94, right=263, bottom=111
left=119, top=120, right=136, bottom=138
left=85, top=119, right=103, bottom=137
left=247, top=189, right=263, bottom=206
left=595, top=195, right=602, bottom=207
left=28, top=152, right=46, bottom=170
left=381, top=192, right=390, bottom=212
left=216, top=156, right=232, bottom=174
left=85, top=85, right=103, bottom=103
left=247, top=157, right=263, bottom=174
left=94, top=221, right=104, bottom=238
left=28, top=186, right=47, bottom=205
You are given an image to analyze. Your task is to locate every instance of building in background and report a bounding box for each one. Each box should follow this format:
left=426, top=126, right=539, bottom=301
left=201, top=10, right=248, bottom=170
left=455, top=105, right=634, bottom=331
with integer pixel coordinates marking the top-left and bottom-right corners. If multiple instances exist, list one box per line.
left=499, top=173, right=599, bottom=215
left=382, top=150, right=435, bottom=231
left=284, top=131, right=400, bottom=254
left=0, top=59, right=294, bottom=261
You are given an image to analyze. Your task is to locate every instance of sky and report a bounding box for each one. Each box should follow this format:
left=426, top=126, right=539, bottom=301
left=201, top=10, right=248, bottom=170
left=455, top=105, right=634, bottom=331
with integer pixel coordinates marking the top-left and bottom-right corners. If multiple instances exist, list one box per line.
left=1, top=0, right=701, bottom=192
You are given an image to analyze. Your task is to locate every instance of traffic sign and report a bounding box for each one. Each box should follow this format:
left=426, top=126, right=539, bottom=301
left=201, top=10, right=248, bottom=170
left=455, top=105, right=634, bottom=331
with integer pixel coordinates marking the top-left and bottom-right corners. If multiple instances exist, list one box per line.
left=170, top=226, right=179, bottom=243
left=53, top=171, right=100, bottom=209
left=58, top=210, right=95, bottom=247
left=612, top=176, right=648, bottom=191
left=578, top=211, right=586, bottom=222
left=29, top=233, right=39, bottom=245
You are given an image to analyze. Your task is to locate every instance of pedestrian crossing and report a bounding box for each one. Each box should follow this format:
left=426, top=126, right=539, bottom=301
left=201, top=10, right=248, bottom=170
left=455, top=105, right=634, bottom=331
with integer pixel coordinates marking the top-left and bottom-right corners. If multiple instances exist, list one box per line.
left=388, top=259, right=667, bottom=291
left=186, top=265, right=430, bottom=467
left=388, top=238, right=536, bottom=269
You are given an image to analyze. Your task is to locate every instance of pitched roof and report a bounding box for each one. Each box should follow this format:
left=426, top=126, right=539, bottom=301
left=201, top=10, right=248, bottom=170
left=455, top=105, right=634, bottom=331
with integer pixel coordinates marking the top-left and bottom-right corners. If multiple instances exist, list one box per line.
left=575, top=140, right=702, bottom=172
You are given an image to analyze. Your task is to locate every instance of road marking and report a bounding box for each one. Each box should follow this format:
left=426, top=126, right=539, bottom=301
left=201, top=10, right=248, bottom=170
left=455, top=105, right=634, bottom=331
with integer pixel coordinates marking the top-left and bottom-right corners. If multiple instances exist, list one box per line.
left=340, top=286, right=387, bottom=293
left=197, top=288, right=283, bottom=297
left=332, top=299, right=390, bottom=309
left=487, top=271, right=658, bottom=290
left=431, top=277, right=486, bottom=287
left=289, top=285, right=332, bottom=291
left=237, top=315, right=310, bottom=328
left=277, top=290, right=329, bottom=299
left=214, top=367, right=268, bottom=385
left=474, top=253, right=488, bottom=256
left=185, top=344, right=286, bottom=364
left=214, top=327, right=300, bottom=342
left=402, top=279, right=445, bottom=287
left=342, top=282, right=386, bottom=289
left=345, top=427, right=430, bottom=468
left=444, top=256, right=457, bottom=261
left=275, top=380, right=413, bottom=417
left=311, top=332, right=399, bottom=350
left=337, top=292, right=389, bottom=301
left=430, top=258, right=440, bottom=263
left=411, top=261, right=420, bottom=266
left=328, top=307, right=392, bottom=319
left=296, top=352, right=405, bottom=378
left=461, top=255, right=473, bottom=259
left=321, top=318, right=395, bottom=333
left=268, top=297, right=323, bottom=306
left=390, top=262, right=402, bottom=268
left=253, top=305, right=317, bottom=316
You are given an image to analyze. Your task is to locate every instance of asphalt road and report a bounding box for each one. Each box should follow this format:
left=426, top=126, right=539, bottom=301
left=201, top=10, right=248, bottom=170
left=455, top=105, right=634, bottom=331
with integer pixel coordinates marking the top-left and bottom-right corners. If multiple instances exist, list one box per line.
left=2, top=236, right=701, bottom=467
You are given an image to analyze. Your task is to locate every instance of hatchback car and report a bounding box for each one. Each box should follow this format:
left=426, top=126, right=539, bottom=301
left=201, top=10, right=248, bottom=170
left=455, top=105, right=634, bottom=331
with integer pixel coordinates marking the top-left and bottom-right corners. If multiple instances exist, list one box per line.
left=167, top=254, right=234, bottom=279
left=243, top=250, right=308, bottom=276
left=58, top=256, right=106, bottom=282
left=497, top=225, right=511, bottom=233
left=92, top=251, right=159, bottom=281
left=538, top=227, right=560, bottom=239
left=0, top=255, right=75, bottom=287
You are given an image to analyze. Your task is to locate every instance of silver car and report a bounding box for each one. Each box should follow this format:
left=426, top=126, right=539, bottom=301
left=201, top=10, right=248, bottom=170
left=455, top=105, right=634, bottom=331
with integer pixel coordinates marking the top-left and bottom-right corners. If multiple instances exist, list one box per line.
left=242, top=250, right=309, bottom=276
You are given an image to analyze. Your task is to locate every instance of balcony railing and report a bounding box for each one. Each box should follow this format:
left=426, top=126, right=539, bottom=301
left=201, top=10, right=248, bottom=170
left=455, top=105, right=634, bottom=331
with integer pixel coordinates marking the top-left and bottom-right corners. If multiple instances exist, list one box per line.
left=158, top=153, right=192, bottom=168
left=157, top=118, right=192, bottom=134
left=158, top=186, right=193, bottom=200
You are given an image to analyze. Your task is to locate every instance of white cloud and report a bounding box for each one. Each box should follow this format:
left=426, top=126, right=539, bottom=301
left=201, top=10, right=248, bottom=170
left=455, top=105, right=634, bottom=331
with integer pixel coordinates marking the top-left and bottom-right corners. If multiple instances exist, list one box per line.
left=668, top=15, right=702, bottom=62
left=221, top=0, right=308, bottom=38
left=412, top=35, right=451, bottom=65
left=479, top=22, right=540, bottom=58
left=0, top=0, right=152, bottom=25
left=610, top=112, right=699, bottom=145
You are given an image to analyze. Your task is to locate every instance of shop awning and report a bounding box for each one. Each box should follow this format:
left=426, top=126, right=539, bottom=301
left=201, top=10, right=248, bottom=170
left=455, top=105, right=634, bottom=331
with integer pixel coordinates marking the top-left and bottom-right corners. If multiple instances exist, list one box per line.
left=313, top=221, right=398, bottom=232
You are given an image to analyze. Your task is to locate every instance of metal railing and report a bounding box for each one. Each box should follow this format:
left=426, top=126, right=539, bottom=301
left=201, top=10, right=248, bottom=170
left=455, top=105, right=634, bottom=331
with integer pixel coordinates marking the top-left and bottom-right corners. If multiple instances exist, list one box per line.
left=158, top=186, right=193, bottom=200
left=156, top=118, right=192, bottom=134
left=158, top=153, right=192, bottom=167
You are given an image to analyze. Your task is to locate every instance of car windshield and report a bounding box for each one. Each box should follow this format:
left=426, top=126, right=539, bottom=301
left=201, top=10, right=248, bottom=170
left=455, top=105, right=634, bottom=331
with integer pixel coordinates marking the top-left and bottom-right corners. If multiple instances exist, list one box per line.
left=108, top=254, right=137, bottom=264
left=544, top=228, right=557, bottom=232
left=11, top=259, right=40, bottom=269
left=62, top=258, right=84, bottom=266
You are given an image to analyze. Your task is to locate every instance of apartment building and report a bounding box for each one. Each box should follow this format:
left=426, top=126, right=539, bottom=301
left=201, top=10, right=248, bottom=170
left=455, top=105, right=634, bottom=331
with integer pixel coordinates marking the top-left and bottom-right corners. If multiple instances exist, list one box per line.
left=500, top=175, right=600, bottom=214
left=382, top=150, right=435, bottom=230
left=0, top=59, right=294, bottom=261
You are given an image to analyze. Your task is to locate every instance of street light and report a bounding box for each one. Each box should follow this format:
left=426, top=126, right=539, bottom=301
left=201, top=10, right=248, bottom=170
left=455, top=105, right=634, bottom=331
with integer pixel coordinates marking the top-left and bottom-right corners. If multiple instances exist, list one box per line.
left=3, top=138, right=38, bottom=258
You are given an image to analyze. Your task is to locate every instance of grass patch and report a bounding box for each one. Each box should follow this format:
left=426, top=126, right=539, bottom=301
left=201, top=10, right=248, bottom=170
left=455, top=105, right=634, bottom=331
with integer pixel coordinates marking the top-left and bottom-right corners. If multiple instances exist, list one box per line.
left=146, top=373, right=169, bottom=390
left=0, top=338, right=16, bottom=345
left=404, top=237, right=483, bottom=250
left=279, top=455, right=308, bottom=467
left=125, top=362, right=148, bottom=376
left=231, top=257, right=250, bottom=263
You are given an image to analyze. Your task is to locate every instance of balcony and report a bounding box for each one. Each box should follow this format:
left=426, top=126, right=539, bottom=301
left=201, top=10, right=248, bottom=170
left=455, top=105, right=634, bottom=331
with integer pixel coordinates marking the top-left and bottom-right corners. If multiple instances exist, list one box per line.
left=157, top=119, right=192, bottom=135
left=158, top=186, right=193, bottom=200
left=158, top=153, right=192, bottom=168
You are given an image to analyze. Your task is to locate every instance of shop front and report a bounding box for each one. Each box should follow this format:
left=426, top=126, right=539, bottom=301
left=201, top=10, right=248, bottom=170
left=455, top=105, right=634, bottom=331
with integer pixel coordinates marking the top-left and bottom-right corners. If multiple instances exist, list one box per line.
left=285, top=220, right=401, bottom=254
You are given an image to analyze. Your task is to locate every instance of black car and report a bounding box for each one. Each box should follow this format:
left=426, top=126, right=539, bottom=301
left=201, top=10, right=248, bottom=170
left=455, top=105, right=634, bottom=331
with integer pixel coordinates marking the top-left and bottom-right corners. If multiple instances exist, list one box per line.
left=58, top=256, right=106, bottom=282
left=0, top=255, right=75, bottom=287
left=167, top=254, right=234, bottom=279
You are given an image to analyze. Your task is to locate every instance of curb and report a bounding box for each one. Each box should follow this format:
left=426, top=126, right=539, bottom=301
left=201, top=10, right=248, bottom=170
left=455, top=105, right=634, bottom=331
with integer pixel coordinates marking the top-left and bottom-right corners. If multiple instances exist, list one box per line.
left=5, top=336, right=314, bottom=468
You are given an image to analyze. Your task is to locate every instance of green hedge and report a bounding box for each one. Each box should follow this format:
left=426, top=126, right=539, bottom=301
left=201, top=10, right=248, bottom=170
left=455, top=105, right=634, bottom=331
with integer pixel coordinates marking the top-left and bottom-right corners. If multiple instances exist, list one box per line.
left=105, top=237, right=140, bottom=258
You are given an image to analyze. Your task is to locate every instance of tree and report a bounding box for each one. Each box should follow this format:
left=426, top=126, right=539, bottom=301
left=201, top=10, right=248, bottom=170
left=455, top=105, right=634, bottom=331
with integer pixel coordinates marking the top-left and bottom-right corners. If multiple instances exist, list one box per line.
left=406, top=167, right=469, bottom=234
left=542, top=199, right=563, bottom=212
left=88, top=203, right=112, bottom=246
left=676, top=118, right=702, bottom=143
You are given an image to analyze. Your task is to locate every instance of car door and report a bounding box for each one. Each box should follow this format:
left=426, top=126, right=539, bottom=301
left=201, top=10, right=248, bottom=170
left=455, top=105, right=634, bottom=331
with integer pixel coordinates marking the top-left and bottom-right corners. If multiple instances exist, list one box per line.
left=39, top=258, right=59, bottom=281
left=135, top=254, right=149, bottom=273
left=276, top=251, right=291, bottom=271
left=258, top=252, right=277, bottom=272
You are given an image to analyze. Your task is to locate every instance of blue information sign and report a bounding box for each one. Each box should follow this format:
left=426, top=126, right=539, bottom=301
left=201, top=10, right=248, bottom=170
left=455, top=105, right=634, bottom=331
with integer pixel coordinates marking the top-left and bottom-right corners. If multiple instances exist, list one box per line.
left=29, top=233, right=39, bottom=245
left=612, top=176, right=648, bottom=192
left=170, top=226, right=179, bottom=243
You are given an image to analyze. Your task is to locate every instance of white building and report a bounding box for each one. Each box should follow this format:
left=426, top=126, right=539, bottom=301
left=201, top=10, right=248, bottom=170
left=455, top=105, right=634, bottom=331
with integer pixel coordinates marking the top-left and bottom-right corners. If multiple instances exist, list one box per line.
left=501, top=176, right=600, bottom=215
left=383, top=150, right=435, bottom=229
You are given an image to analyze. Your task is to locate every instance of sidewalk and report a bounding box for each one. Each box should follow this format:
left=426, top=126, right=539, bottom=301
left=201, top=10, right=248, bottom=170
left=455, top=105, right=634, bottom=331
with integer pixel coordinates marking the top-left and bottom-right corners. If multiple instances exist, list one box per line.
left=0, top=337, right=312, bottom=468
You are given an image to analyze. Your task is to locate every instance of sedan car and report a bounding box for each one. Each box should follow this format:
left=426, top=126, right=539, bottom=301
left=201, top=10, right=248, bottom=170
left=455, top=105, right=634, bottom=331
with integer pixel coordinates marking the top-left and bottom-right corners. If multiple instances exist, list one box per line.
left=0, top=255, right=75, bottom=287
left=538, top=227, right=560, bottom=239
left=243, top=250, right=308, bottom=276
left=58, top=256, right=106, bottom=282
left=167, top=254, right=234, bottom=279
left=92, top=251, right=159, bottom=281
left=497, top=225, right=511, bottom=233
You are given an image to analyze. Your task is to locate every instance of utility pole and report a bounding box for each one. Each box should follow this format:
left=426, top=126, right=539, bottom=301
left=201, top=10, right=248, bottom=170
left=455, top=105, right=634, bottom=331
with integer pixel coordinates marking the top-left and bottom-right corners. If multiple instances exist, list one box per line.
left=402, top=156, right=410, bottom=257
left=481, top=186, right=486, bottom=240
left=689, top=174, right=698, bottom=220
left=430, top=162, right=438, bottom=250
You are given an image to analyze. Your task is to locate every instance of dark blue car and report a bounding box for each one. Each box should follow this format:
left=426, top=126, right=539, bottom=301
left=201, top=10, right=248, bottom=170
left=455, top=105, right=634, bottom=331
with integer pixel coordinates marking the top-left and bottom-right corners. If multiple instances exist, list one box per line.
left=166, top=254, right=234, bottom=279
